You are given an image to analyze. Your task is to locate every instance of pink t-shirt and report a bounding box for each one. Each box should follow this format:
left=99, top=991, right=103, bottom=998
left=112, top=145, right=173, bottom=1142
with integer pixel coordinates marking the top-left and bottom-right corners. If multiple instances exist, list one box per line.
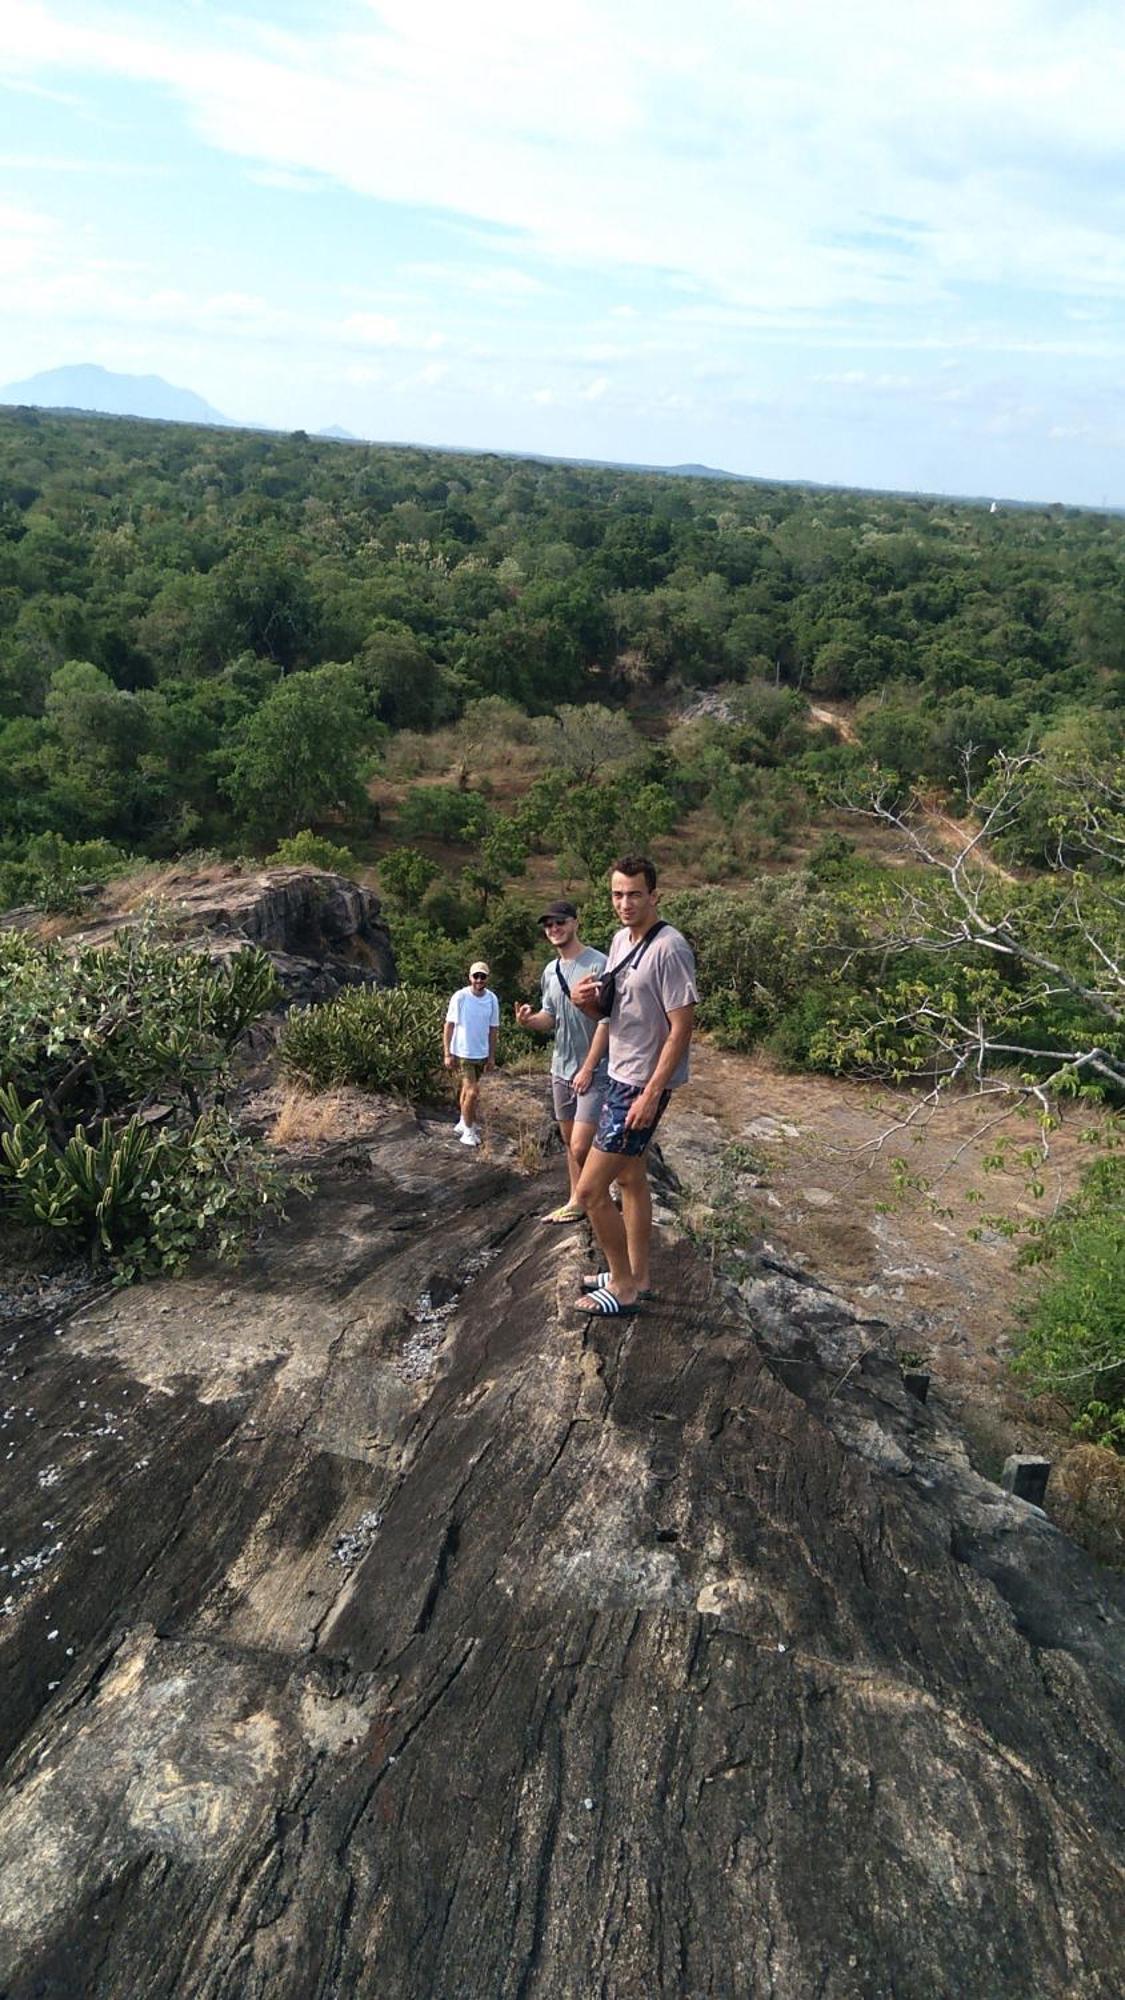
left=603, top=922, right=698, bottom=1089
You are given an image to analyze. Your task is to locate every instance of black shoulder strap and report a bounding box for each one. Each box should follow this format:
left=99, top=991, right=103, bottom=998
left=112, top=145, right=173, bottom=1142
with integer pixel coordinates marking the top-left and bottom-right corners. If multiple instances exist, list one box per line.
left=554, top=956, right=571, bottom=999
left=616, top=918, right=667, bottom=979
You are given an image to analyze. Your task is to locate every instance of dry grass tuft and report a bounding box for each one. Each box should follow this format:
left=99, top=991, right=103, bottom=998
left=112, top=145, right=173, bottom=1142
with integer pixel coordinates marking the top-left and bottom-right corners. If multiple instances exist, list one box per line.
left=1053, top=1444, right=1125, bottom=1567
left=512, top=1109, right=548, bottom=1175
left=268, top=1088, right=354, bottom=1148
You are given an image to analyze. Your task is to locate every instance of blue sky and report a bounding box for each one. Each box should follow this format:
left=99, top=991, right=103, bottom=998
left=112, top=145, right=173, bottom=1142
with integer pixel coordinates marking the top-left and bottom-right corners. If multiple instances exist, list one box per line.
left=3, top=0, right=1125, bottom=503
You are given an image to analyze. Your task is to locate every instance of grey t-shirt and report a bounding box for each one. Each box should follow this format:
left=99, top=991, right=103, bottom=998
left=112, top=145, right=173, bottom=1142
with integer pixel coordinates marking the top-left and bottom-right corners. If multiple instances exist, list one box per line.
left=603, top=922, right=698, bottom=1089
left=540, top=946, right=608, bottom=1080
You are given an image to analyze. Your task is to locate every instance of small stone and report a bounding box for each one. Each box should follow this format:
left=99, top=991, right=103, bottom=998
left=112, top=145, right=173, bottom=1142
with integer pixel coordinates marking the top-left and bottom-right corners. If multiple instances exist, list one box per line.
left=1001, top=1455, right=1050, bottom=1506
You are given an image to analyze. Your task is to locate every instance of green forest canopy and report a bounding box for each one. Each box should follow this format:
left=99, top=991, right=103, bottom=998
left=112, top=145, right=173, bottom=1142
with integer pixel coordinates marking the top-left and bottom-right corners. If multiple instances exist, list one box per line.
left=2, top=405, right=1124, bottom=859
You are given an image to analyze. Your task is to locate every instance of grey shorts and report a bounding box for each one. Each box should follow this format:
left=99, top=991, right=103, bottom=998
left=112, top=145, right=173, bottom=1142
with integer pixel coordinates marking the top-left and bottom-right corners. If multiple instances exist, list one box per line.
left=551, top=1073, right=608, bottom=1128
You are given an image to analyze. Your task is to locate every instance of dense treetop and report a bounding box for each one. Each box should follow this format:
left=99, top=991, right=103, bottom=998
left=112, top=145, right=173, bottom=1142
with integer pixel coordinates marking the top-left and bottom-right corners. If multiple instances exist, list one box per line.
left=2, top=406, right=1124, bottom=855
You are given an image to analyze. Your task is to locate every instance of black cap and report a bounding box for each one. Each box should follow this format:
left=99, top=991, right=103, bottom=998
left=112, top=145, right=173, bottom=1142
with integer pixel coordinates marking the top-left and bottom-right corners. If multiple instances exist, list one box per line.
left=538, top=899, right=578, bottom=924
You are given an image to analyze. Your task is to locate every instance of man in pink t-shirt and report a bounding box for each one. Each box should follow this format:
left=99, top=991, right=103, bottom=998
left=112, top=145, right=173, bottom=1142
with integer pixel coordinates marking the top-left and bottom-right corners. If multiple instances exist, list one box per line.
left=570, top=855, right=697, bottom=1317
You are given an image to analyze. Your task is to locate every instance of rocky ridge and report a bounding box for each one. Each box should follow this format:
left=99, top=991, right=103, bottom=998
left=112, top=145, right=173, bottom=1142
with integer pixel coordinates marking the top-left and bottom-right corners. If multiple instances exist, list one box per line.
left=0, top=1093, right=1122, bottom=1998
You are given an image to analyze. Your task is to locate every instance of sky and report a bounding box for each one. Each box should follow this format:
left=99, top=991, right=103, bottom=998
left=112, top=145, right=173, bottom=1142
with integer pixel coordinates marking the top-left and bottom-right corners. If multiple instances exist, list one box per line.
left=2, top=0, right=1125, bottom=505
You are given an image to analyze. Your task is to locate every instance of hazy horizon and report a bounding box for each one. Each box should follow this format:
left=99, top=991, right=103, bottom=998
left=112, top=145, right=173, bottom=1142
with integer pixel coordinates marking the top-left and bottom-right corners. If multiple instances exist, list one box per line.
left=4, top=2, right=1125, bottom=508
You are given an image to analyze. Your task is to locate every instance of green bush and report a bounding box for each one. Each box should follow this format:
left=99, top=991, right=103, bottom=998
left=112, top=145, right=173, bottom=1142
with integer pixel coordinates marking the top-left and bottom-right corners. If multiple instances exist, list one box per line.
left=378, top=845, right=439, bottom=906
left=0, top=929, right=291, bottom=1277
left=279, top=980, right=538, bottom=1096
left=280, top=985, right=446, bottom=1095
left=1015, top=1157, right=1125, bottom=1449
left=397, top=784, right=491, bottom=845
left=466, top=897, right=539, bottom=995
left=420, top=879, right=476, bottom=939
left=267, top=829, right=358, bottom=874
left=0, top=833, right=130, bottom=913
left=0, top=926, right=279, bottom=1128
left=390, top=914, right=469, bottom=991
left=661, top=879, right=865, bottom=1049
left=0, top=1088, right=292, bottom=1281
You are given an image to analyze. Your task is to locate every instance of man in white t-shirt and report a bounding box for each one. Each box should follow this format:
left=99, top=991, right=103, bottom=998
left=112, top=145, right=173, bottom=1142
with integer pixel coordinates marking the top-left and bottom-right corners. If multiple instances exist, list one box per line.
left=443, top=960, right=499, bottom=1148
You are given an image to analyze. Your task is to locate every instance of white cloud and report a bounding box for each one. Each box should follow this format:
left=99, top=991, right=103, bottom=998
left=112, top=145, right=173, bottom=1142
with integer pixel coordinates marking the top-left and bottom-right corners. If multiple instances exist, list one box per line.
left=8, top=0, right=1125, bottom=328
left=340, top=312, right=403, bottom=346
left=6, top=2, right=1125, bottom=498
left=0, top=199, right=61, bottom=278
left=401, top=360, right=448, bottom=388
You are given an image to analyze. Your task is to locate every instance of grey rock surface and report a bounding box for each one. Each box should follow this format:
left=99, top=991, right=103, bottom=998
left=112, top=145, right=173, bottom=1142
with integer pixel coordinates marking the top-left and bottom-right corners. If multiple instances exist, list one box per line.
left=3, top=866, right=396, bottom=1004
left=0, top=1106, right=1122, bottom=1998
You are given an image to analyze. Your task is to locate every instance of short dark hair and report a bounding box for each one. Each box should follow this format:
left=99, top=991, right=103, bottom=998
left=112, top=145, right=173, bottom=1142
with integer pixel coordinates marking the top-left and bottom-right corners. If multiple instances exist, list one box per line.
left=611, top=855, right=657, bottom=891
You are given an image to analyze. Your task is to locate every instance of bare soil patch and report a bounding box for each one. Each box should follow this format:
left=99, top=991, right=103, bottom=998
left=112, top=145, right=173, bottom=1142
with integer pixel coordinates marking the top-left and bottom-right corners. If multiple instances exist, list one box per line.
left=665, top=1044, right=1109, bottom=1483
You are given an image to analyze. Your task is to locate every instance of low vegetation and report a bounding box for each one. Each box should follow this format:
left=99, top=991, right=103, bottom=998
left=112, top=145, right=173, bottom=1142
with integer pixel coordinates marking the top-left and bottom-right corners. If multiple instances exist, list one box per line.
left=1016, top=1157, right=1125, bottom=1449
left=0, top=926, right=294, bottom=1278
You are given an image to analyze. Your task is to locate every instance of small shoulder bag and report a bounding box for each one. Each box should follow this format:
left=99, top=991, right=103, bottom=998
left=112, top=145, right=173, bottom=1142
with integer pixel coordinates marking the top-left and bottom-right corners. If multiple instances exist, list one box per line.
left=591, top=921, right=666, bottom=1018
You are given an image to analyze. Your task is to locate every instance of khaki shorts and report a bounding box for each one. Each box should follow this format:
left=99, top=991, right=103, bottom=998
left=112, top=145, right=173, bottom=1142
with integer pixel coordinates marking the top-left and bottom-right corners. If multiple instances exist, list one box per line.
left=458, top=1058, right=486, bottom=1082
left=551, top=1073, right=608, bottom=1127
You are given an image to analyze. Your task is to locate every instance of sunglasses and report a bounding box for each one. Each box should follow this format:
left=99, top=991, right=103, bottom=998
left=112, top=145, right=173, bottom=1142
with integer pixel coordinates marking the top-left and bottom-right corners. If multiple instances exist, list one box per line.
left=542, top=918, right=570, bottom=929
left=470, top=971, right=488, bottom=979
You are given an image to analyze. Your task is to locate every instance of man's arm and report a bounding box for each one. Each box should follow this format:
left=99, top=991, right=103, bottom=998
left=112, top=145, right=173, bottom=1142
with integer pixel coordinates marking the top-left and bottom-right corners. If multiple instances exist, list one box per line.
left=572, top=1019, right=609, bottom=1092
left=443, top=1018, right=455, bottom=1068
left=622, top=1004, right=695, bottom=1127
left=515, top=1004, right=556, bottom=1032
left=568, top=974, right=604, bottom=1021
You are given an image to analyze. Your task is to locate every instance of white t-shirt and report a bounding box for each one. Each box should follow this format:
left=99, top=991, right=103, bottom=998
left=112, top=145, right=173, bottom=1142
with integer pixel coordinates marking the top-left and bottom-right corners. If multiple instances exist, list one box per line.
left=445, top=985, right=500, bottom=1059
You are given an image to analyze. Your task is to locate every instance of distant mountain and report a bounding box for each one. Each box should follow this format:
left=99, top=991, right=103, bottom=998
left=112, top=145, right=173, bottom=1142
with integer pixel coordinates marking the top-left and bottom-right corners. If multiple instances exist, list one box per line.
left=0, top=364, right=231, bottom=426
left=317, top=423, right=359, bottom=442
left=665, top=461, right=743, bottom=480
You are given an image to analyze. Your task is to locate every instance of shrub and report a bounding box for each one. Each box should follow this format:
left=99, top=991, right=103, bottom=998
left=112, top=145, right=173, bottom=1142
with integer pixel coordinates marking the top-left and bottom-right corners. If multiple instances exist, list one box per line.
left=0, top=929, right=291, bottom=1277
left=420, top=879, right=477, bottom=939
left=0, top=1090, right=293, bottom=1281
left=397, top=784, right=491, bottom=844
left=279, top=980, right=537, bottom=1097
left=661, top=879, right=864, bottom=1049
left=0, top=833, right=130, bottom=913
left=391, top=914, right=470, bottom=990
left=379, top=845, right=439, bottom=906
left=267, top=829, right=358, bottom=874
left=466, top=897, right=539, bottom=995
left=280, top=986, right=446, bottom=1096
left=0, top=926, right=279, bottom=1128
left=1015, top=1158, right=1125, bottom=1449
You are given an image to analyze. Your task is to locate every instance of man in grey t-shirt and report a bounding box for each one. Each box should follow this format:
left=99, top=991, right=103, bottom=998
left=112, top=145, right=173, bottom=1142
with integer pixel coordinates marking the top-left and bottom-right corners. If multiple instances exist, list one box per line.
left=570, top=856, right=697, bottom=1316
left=515, top=900, right=608, bottom=1223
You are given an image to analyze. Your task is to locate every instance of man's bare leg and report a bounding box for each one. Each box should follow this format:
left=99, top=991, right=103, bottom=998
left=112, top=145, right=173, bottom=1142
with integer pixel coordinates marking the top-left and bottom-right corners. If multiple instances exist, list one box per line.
left=569, top=1118, right=598, bottom=1193
left=460, top=1076, right=480, bottom=1128
left=575, top=1148, right=638, bottom=1303
left=556, top=1118, right=578, bottom=1198
left=618, top=1161, right=652, bottom=1291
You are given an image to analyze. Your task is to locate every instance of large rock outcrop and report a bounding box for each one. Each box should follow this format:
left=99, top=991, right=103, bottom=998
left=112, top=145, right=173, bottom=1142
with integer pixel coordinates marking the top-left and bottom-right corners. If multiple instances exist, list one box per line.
left=3, top=866, right=396, bottom=1003
left=0, top=1103, right=1122, bottom=1998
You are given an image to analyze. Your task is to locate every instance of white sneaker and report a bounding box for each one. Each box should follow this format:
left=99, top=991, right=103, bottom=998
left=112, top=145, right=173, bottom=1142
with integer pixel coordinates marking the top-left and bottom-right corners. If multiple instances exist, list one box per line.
left=459, top=1126, right=482, bottom=1147
left=454, top=1118, right=466, bottom=1136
